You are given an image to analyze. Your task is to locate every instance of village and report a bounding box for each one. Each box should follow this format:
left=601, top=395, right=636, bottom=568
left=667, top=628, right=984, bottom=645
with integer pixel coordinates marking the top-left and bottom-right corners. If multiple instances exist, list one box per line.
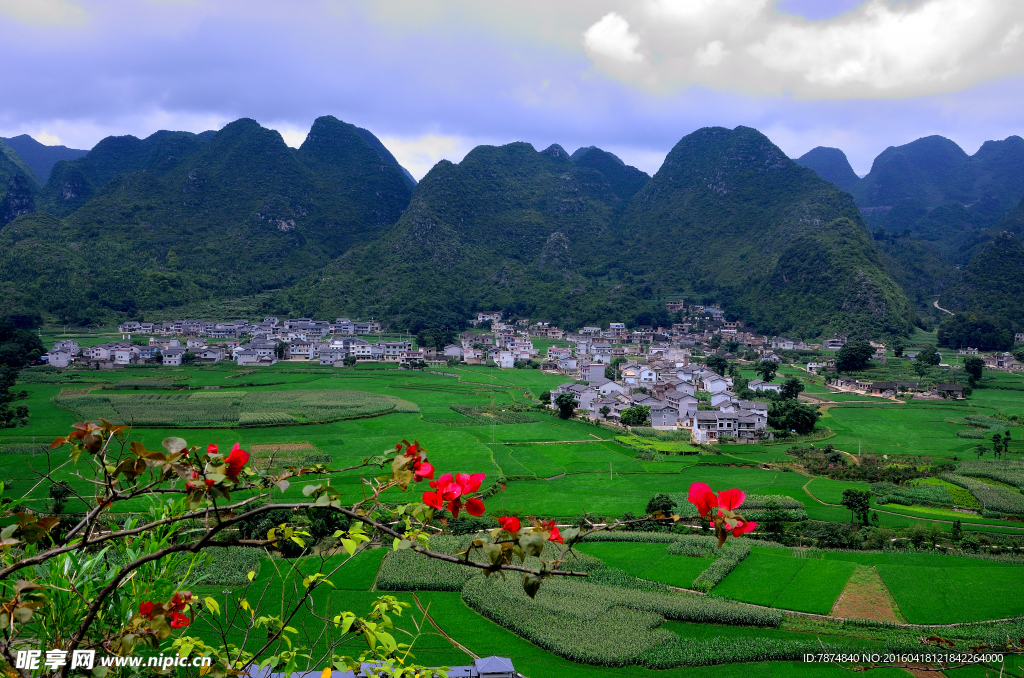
left=38, top=302, right=1020, bottom=445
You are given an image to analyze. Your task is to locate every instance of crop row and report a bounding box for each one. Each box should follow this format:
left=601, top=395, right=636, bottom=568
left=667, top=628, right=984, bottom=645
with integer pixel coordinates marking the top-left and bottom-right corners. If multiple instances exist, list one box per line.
left=53, top=390, right=417, bottom=427
left=374, top=536, right=479, bottom=591
left=691, top=541, right=750, bottom=592
left=461, top=575, right=782, bottom=667
left=870, top=481, right=954, bottom=507
left=941, top=473, right=1024, bottom=516
left=956, top=460, right=1024, bottom=490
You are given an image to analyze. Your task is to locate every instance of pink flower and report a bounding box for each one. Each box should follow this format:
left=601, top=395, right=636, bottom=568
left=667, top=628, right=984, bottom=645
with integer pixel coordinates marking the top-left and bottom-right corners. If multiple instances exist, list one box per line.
left=731, top=520, right=757, bottom=537
left=717, top=488, right=746, bottom=512
left=207, top=444, right=218, bottom=454
left=687, top=482, right=718, bottom=518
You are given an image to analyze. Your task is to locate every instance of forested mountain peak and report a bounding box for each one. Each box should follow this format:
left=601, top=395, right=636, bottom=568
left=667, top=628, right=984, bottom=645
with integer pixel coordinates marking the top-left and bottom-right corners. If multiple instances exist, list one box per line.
left=569, top=146, right=649, bottom=201
left=0, top=134, right=88, bottom=183
left=795, top=147, right=859, bottom=193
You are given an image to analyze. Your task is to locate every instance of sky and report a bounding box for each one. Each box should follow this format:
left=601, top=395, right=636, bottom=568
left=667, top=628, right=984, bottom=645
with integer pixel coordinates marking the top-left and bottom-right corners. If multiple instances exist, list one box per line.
left=1, top=0, right=1024, bottom=179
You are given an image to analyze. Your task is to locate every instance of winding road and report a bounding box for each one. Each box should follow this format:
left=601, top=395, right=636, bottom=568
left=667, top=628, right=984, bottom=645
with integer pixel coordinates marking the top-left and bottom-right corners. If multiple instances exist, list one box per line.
left=934, top=299, right=954, bottom=315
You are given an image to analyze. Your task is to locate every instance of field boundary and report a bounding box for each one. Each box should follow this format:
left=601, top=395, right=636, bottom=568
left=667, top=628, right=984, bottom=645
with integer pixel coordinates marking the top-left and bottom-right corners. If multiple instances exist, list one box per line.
left=410, top=593, right=480, bottom=660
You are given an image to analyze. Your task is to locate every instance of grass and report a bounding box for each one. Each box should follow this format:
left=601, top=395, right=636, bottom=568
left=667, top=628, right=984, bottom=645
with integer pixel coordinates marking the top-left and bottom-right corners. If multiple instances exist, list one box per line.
left=877, top=564, right=1024, bottom=623
left=712, top=552, right=855, bottom=614
left=574, top=542, right=714, bottom=589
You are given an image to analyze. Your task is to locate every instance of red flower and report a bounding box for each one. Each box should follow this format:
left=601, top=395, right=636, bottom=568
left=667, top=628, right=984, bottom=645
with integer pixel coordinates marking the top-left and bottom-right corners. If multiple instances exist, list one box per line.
left=207, top=444, right=218, bottom=455
left=169, top=612, right=190, bottom=629
left=541, top=520, right=564, bottom=544
left=731, top=520, right=757, bottom=537
left=170, top=592, right=191, bottom=612
left=224, top=443, right=249, bottom=479
left=139, top=601, right=154, bottom=618
left=465, top=497, right=485, bottom=516
left=422, top=490, right=443, bottom=510
left=456, top=472, right=485, bottom=494
left=498, top=516, right=520, bottom=533
left=687, top=482, right=718, bottom=518
left=717, top=488, right=746, bottom=512
left=413, top=461, right=434, bottom=482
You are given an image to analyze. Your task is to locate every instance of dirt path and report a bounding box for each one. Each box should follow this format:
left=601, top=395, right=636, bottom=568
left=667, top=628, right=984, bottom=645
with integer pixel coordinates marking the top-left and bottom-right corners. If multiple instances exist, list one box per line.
left=830, top=565, right=901, bottom=623
left=934, top=299, right=954, bottom=315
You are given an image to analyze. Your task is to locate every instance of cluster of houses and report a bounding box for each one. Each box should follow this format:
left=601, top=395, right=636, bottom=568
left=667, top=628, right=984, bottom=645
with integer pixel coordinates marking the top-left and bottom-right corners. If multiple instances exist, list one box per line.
left=554, top=362, right=776, bottom=444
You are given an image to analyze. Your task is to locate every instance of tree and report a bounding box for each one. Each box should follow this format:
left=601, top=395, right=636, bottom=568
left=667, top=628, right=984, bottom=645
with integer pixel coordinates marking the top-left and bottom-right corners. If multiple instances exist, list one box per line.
left=274, top=341, right=286, bottom=360
left=343, top=355, right=357, bottom=367
left=539, top=390, right=551, bottom=404
left=975, top=444, right=987, bottom=459
left=767, top=400, right=820, bottom=435
left=645, top=493, right=676, bottom=516
left=892, top=338, right=905, bottom=357
left=964, top=356, right=984, bottom=387
left=599, top=405, right=611, bottom=419
left=724, top=339, right=740, bottom=353
left=951, top=519, right=963, bottom=542
left=554, top=392, right=576, bottom=419
left=841, top=489, right=871, bottom=526
left=993, top=433, right=1003, bottom=458
left=835, top=341, right=874, bottom=372
left=1004, top=430, right=1012, bottom=456
left=916, top=350, right=941, bottom=367
left=912, top=360, right=931, bottom=378
left=620, top=405, right=650, bottom=427
left=182, top=351, right=196, bottom=365
left=754, top=360, right=779, bottom=383
left=415, top=327, right=456, bottom=351
left=48, top=480, right=72, bottom=514
left=779, top=376, right=805, bottom=400
left=705, top=354, right=728, bottom=376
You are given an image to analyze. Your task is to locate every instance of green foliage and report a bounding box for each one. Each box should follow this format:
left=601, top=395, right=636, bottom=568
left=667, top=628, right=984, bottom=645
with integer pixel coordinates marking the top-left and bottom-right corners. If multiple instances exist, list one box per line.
left=645, top=493, right=676, bottom=515
left=840, top=489, right=871, bottom=525
left=955, top=459, right=1024, bottom=489
left=179, top=546, right=263, bottom=587
left=767, top=399, right=820, bottom=434
left=753, top=360, right=779, bottom=383
left=778, top=376, right=804, bottom=400
left=52, top=389, right=418, bottom=427
left=835, top=341, right=874, bottom=372
left=554, top=392, right=576, bottom=419
left=705, top=354, right=728, bottom=375
left=937, top=308, right=1014, bottom=351
left=620, top=405, right=650, bottom=427
left=964, top=356, right=985, bottom=385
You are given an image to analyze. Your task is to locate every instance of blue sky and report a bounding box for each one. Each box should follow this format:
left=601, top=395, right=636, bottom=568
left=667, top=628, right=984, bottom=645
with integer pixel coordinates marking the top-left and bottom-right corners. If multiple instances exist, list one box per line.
left=1, top=0, right=1023, bottom=178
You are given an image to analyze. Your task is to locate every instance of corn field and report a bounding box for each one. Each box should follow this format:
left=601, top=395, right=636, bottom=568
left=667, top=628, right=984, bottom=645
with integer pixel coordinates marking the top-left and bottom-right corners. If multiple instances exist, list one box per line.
left=53, top=389, right=418, bottom=428
left=461, top=574, right=782, bottom=667
left=941, top=473, right=1024, bottom=516
left=956, top=460, right=1024, bottom=490
left=870, top=481, right=954, bottom=506
left=691, top=541, right=750, bottom=593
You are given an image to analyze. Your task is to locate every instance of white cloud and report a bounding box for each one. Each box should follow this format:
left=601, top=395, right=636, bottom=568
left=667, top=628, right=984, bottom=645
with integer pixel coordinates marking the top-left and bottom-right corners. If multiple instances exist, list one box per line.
left=34, top=130, right=61, bottom=145
left=379, top=133, right=482, bottom=180
left=576, top=0, right=1024, bottom=98
left=695, top=40, right=728, bottom=67
left=583, top=12, right=643, bottom=63
left=267, top=123, right=309, bottom=148
left=0, top=0, right=88, bottom=26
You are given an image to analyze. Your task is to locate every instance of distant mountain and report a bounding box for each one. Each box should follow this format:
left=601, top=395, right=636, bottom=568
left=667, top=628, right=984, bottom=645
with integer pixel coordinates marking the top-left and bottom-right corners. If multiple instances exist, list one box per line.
left=570, top=146, right=650, bottom=201
left=0, top=139, right=40, bottom=227
left=795, top=147, right=859, bottom=193
left=0, top=135, right=88, bottom=183
left=289, top=128, right=915, bottom=338
left=0, top=116, right=416, bottom=324
left=940, top=230, right=1024, bottom=328
left=853, top=135, right=1024, bottom=235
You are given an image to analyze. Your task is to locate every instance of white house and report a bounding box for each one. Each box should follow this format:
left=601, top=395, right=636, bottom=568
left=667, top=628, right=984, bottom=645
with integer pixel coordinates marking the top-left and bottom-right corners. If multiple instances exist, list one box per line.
left=46, top=350, right=73, bottom=368
left=497, top=351, right=515, bottom=368
left=162, top=348, right=186, bottom=366
left=747, top=379, right=781, bottom=394
left=702, top=375, right=730, bottom=394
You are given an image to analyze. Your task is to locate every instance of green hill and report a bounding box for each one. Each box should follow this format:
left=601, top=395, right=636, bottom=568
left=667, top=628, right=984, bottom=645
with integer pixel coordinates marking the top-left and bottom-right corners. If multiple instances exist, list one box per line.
left=288, top=128, right=915, bottom=338
left=940, top=227, right=1024, bottom=328
left=0, top=139, right=41, bottom=227
left=0, top=116, right=415, bottom=324
left=795, top=147, right=859, bottom=193
left=616, top=126, right=915, bottom=338
left=287, top=141, right=638, bottom=330
left=0, top=134, right=88, bottom=183
left=570, top=146, right=650, bottom=200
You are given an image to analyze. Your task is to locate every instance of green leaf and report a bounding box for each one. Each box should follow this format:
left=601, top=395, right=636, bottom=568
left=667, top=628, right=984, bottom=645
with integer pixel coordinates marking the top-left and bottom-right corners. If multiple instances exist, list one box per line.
left=204, top=597, right=221, bottom=616
left=162, top=437, right=187, bottom=454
